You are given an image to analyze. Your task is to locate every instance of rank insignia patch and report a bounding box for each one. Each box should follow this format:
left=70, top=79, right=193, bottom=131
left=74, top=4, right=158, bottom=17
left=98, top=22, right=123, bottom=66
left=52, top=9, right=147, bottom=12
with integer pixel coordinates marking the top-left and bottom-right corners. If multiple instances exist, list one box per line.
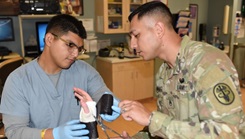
left=166, top=96, right=175, bottom=109
left=213, top=83, right=235, bottom=105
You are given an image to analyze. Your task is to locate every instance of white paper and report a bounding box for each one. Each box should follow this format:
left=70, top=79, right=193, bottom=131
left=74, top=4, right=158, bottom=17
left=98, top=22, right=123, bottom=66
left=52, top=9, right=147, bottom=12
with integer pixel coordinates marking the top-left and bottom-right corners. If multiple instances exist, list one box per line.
left=89, top=39, right=98, bottom=52
left=79, top=18, right=94, bottom=31
left=84, top=37, right=98, bottom=52
left=97, top=39, right=111, bottom=49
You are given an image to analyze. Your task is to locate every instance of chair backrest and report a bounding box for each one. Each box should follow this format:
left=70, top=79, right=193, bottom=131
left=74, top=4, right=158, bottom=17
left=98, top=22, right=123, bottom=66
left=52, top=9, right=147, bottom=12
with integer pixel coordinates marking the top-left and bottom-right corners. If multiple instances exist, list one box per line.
left=0, top=57, right=23, bottom=87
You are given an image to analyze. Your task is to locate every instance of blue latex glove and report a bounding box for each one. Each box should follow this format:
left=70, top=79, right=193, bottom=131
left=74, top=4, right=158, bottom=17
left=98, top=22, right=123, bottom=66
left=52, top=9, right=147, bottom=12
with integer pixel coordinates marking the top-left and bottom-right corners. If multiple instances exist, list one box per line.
left=100, top=92, right=121, bottom=122
left=53, top=119, right=89, bottom=139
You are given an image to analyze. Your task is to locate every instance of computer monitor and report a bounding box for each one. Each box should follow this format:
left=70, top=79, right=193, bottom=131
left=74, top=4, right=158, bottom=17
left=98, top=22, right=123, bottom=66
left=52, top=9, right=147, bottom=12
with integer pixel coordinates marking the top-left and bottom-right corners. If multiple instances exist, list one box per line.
left=36, top=21, right=48, bottom=54
left=0, top=18, right=15, bottom=42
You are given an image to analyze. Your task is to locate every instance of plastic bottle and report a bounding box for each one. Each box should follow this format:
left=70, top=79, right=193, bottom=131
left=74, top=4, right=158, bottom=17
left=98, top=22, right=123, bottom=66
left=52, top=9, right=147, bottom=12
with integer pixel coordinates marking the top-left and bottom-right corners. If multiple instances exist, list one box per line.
left=219, top=42, right=225, bottom=50
left=118, top=42, right=124, bottom=59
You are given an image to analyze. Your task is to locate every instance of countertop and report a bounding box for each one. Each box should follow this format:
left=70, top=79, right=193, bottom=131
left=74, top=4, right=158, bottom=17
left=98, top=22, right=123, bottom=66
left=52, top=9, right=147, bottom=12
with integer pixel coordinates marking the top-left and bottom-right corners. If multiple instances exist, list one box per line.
left=97, top=45, right=229, bottom=64
left=223, top=45, right=229, bottom=54
left=77, top=54, right=90, bottom=60
left=24, top=54, right=90, bottom=63
left=97, top=56, right=144, bottom=63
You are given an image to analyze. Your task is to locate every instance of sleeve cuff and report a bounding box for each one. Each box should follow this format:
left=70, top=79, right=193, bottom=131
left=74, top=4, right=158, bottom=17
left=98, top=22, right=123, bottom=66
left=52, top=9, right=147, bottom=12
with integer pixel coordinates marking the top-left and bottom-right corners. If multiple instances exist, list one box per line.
left=148, top=111, right=172, bottom=137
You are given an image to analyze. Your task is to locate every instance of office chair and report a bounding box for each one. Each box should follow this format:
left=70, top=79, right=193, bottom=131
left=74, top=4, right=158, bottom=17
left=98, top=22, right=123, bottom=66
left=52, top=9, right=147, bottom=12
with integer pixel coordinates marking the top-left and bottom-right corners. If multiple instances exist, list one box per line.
left=0, top=56, right=23, bottom=138
left=0, top=57, right=23, bottom=92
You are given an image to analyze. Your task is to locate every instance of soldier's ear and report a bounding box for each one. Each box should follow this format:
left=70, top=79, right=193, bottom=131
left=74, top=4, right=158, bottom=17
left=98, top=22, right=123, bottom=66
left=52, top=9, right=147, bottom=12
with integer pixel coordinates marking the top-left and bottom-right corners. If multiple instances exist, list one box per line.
left=154, top=21, right=165, bottom=38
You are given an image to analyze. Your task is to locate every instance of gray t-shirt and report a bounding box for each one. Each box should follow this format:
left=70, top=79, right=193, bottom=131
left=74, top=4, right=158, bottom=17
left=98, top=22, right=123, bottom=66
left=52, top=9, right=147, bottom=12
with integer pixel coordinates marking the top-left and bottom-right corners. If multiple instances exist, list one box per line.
left=0, top=59, right=112, bottom=139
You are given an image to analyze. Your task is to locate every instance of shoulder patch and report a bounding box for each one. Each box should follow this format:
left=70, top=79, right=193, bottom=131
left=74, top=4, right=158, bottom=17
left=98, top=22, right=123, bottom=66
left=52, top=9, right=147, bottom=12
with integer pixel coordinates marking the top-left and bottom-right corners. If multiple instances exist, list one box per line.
left=213, top=83, right=235, bottom=105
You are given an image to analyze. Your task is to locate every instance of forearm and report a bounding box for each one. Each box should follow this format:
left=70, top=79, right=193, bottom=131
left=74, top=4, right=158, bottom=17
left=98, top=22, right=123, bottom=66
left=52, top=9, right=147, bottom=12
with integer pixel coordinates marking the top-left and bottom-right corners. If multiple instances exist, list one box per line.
left=3, top=114, right=54, bottom=139
left=148, top=111, right=240, bottom=138
left=6, top=126, right=55, bottom=139
left=4, top=125, right=41, bottom=139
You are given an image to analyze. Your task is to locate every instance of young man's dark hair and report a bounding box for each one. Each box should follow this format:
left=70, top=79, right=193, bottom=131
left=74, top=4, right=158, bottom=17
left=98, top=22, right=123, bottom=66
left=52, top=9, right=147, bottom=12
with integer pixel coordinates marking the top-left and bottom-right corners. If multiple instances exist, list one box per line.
left=46, top=14, right=87, bottom=39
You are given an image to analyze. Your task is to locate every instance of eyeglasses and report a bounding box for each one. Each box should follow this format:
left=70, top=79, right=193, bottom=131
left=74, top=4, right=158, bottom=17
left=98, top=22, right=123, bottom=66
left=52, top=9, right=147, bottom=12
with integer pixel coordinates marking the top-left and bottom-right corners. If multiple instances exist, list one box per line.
left=51, top=33, right=86, bottom=54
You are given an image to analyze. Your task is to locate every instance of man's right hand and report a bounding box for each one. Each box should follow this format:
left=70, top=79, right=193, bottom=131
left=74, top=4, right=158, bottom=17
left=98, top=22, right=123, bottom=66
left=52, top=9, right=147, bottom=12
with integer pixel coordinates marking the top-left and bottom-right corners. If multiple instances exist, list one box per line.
left=119, top=100, right=152, bottom=126
left=53, top=119, right=89, bottom=139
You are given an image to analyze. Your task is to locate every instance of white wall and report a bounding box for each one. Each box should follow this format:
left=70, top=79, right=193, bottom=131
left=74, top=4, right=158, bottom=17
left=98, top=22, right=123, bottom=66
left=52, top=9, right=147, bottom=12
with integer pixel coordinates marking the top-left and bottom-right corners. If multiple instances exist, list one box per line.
left=168, top=0, right=190, bottom=13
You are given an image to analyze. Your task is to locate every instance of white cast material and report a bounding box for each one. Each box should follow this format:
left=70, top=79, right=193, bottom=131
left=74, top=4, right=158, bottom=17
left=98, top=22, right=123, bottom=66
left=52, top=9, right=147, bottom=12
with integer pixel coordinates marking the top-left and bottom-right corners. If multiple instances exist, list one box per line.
left=79, top=101, right=97, bottom=123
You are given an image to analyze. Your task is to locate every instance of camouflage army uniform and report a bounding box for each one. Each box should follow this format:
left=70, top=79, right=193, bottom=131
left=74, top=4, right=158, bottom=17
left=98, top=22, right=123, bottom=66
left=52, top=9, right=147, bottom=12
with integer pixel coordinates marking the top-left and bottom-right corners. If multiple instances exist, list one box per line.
left=132, top=36, right=245, bottom=139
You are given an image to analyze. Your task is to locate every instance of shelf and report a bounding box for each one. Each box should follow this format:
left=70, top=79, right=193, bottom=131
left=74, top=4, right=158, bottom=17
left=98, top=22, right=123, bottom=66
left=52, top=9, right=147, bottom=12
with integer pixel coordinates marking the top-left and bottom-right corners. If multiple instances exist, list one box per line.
left=108, top=14, right=122, bottom=17
left=19, top=14, right=79, bottom=19
left=18, top=14, right=82, bottom=57
left=18, top=14, right=58, bottom=57
left=95, top=0, right=146, bottom=34
left=19, top=14, right=57, bottom=19
left=97, top=56, right=143, bottom=63
left=108, top=2, right=122, bottom=4
left=130, top=3, right=143, bottom=5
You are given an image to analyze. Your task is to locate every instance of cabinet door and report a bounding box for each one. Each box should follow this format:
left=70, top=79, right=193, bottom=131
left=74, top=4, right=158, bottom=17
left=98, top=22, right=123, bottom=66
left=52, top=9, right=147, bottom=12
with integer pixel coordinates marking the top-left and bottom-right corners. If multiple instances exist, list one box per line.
left=113, top=70, right=135, bottom=100
left=96, top=59, right=113, bottom=89
left=95, top=0, right=127, bottom=34
left=112, top=63, right=136, bottom=100
left=95, top=0, right=146, bottom=34
left=134, top=60, right=154, bottom=100
left=126, top=0, right=146, bottom=31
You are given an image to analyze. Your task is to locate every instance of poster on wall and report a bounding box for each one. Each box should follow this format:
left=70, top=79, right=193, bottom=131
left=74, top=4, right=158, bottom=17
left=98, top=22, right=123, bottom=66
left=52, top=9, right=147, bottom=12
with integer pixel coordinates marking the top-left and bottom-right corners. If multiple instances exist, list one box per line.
left=147, top=0, right=168, bottom=6
left=60, top=0, right=84, bottom=15
left=189, top=4, right=198, bottom=41
left=0, top=0, right=19, bottom=16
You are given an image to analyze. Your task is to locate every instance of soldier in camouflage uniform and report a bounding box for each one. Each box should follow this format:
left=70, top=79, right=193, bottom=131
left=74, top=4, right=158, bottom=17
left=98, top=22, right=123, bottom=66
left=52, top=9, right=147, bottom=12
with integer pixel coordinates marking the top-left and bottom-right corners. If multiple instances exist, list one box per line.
left=114, top=1, right=245, bottom=139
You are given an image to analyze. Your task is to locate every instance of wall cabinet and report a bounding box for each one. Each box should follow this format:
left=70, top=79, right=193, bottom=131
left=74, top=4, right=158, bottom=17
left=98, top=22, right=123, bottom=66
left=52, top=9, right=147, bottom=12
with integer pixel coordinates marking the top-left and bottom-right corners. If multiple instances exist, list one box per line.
left=95, top=0, right=146, bottom=34
left=96, top=58, right=154, bottom=100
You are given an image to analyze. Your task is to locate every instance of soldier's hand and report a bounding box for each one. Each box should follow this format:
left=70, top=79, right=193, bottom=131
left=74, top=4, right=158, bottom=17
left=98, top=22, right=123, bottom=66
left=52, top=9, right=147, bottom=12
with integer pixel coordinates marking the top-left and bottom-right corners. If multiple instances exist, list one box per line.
left=119, top=100, right=152, bottom=126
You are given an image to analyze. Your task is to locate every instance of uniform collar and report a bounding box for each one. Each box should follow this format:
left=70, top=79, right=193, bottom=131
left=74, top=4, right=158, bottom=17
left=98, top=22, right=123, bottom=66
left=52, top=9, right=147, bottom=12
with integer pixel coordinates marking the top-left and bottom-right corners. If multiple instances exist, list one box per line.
left=174, top=35, right=191, bottom=74
left=160, top=35, right=191, bottom=81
